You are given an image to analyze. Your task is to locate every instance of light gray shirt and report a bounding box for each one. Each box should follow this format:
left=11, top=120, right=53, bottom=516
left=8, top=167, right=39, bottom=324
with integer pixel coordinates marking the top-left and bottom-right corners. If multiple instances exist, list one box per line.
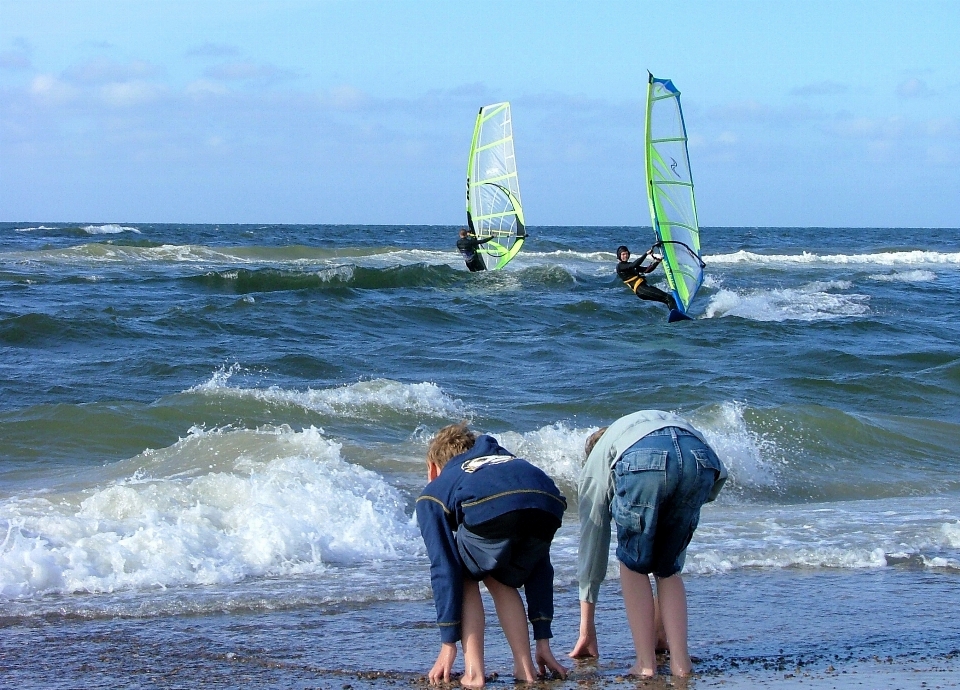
left=576, top=410, right=725, bottom=603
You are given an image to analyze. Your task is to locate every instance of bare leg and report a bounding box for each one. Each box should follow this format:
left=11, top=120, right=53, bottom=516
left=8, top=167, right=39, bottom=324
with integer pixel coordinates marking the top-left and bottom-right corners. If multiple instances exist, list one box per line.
left=483, top=577, right=537, bottom=682
left=656, top=574, right=692, bottom=677
left=461, top=579, right=486, bottom=688
left=619, top=563, right=657, bottom=677
left=652, top=577, right=668, bottom=651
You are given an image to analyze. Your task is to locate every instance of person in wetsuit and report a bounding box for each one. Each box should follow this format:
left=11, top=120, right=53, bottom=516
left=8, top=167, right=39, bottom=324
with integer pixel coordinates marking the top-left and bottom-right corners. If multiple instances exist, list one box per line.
left=457, top=228, right=493, bottom=272
left=615, top=245, right=678, bottom=311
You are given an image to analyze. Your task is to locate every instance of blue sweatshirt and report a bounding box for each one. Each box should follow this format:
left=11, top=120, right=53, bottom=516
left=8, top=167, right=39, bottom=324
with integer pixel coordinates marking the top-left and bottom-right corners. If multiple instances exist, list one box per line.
left=416, top=435, right=567, bottom=643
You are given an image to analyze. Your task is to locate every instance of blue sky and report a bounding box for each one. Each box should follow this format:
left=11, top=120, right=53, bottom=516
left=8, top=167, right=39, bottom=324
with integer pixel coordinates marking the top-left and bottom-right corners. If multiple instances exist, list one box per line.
left=1, top=0, right=958, bottom=227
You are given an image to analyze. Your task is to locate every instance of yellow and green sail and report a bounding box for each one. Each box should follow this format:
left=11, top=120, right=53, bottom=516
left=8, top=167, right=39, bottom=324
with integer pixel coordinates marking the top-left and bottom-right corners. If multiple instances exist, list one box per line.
left=644, top=74, right=705, bottom=313
left=466, top=102, right=525, bottom=270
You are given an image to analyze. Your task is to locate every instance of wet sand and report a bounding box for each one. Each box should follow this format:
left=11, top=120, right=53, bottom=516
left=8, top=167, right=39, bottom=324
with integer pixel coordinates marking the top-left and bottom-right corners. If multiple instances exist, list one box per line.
left=2, top=568, right=958, bottom=689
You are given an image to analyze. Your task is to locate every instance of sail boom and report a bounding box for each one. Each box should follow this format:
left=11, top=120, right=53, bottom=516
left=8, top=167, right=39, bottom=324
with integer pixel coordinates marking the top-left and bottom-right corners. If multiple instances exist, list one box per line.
left=653, top=179, right=694, bottom=187
left=470, top=172, right=518, bottom=186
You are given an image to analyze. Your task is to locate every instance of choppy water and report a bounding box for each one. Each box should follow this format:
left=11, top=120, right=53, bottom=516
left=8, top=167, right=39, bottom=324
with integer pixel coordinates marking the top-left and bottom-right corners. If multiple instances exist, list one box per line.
left=2, top=222, right=959, bottom=684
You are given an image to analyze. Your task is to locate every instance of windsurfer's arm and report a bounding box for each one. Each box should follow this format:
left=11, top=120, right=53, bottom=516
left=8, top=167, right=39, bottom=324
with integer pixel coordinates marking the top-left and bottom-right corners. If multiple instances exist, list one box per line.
left=640, top=251, right=663, bottom=274
left=477, top=236, right=494, bottom=245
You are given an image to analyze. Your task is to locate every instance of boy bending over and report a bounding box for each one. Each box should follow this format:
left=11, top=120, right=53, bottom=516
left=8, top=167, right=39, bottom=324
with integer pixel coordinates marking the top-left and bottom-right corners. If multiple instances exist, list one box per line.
left=416, top=423, right=568, bottom=687
left=570, top=410, right=727, bottom=677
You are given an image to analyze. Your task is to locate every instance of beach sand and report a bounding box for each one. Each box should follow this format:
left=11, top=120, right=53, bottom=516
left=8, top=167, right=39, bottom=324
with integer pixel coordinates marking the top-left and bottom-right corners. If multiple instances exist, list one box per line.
left=2, top=568, right=958, bottom=689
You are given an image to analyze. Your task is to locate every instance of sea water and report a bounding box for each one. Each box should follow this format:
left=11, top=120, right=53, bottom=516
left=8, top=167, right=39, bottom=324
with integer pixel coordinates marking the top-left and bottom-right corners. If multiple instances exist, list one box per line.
left=1, top=223, right=959, bottom=687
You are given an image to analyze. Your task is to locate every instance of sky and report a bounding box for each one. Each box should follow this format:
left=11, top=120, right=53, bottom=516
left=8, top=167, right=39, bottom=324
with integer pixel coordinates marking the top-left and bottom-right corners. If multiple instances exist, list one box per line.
left=1, top=0, right=958, bottom=227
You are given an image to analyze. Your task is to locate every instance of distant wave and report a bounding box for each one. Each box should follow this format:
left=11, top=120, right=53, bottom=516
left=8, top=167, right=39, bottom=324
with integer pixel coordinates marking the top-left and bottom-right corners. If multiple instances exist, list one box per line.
left=82, top=224, right=141, bottom=235
left=868, top=269, right=937, bottom=283
left=0, top=311, right=130, bottom=345
left=188, top=365, right=469, bottom=421
left=708, top=249, right=960, bottom=266
left=702, top=279, right=870, bottom=322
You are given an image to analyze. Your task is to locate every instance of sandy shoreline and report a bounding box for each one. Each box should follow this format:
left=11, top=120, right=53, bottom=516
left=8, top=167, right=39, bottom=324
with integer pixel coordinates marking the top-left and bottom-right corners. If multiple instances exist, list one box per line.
left=2, top=568, right=958, bottom=689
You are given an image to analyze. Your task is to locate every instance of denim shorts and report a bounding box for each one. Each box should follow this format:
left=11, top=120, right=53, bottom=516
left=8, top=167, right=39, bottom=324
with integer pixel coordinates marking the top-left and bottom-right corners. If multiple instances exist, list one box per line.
left=612, top=427, right=723, bottom=578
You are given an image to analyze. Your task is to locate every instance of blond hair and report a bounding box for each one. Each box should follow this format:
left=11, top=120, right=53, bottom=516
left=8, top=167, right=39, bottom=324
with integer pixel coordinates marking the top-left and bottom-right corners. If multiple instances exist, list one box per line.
left=584, top=427, right=608, bottom=458
left=427, top=422, right=477, bottom=470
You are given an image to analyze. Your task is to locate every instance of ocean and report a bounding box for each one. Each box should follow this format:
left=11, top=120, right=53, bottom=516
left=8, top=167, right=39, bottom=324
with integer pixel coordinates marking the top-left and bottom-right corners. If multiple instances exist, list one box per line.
left=1, top=222, right=959, bottom=689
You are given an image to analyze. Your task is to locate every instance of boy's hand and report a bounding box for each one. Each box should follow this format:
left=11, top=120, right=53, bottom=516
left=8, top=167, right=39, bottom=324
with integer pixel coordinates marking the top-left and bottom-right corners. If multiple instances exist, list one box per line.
left=535, top=639, right=568, bottom=679
left=428, top=643, right=458, bottom=685
left=568, top=632, right=599, bottom=658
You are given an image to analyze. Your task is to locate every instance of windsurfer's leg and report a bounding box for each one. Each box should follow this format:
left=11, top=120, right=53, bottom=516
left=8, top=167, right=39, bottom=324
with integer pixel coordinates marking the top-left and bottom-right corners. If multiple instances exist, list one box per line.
left=467, top=256, right=486, bottom=272
left=634, top=283, right=678, bottom=311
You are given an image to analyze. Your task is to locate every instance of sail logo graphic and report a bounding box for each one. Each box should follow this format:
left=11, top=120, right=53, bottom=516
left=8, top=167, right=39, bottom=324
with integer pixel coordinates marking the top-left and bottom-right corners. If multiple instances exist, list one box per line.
left=670, top=158, right=680, bottom=177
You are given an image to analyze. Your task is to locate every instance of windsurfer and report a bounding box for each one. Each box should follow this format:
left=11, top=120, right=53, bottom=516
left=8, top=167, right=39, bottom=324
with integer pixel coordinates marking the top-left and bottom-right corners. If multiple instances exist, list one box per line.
left=457, top=228, right=493, bottom=272
left=615, top=245, right=678, bottom=311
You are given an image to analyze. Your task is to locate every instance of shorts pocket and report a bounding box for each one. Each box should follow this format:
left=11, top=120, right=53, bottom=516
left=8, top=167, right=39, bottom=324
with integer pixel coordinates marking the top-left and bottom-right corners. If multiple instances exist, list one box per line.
left=613, top=449, right=667, bottom=516
left=691, top=447, right=722, bottom=474
left=615, top=449, right=668, bottom=475
left=690, top=447, right=726, bottom=502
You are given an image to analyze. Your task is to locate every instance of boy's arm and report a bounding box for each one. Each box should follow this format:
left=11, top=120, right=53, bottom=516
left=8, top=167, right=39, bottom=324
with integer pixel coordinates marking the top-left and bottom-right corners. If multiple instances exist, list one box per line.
left=577, top=447, right=613, bottom=604
left=416, top=496, right=463, bottom=644
left=523, top=555, right=555, bottom=641
left=568, top=600, right=599, bottom=658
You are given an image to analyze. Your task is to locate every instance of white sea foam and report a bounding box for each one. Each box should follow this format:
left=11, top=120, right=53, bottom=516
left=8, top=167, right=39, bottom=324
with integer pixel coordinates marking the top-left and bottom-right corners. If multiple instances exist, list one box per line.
left=690, top=401, right=780, bottom=492
left=707, top=249, right=960, bottom=266
left=703, top=280, right=870, bottom=321
left=684, top=497, right=960, bottom=574
left=189, top=365, right=468, bottom=420
left=867, top=269, right=937, bottom=282
left=943, top=521, right=960, bottom=548
left=0, top=426, right=421, bottom=599
left=498, top=402, right=780, bottom=495
left=497, top=422, right=593, bottom=487
left=14, top=226, right=57, bottom=232
left=81, top=224, right=141, bottom=234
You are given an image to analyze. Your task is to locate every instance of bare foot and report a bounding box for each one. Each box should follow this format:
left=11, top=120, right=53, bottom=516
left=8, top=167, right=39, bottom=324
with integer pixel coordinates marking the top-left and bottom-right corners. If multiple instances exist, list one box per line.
left=626, top=663, right=656, bottom=678
left=459, top=669, right=485, bottom=689
left=568, top=635, right=599, bottom=659
left=513, top=661, right=537, bottom=683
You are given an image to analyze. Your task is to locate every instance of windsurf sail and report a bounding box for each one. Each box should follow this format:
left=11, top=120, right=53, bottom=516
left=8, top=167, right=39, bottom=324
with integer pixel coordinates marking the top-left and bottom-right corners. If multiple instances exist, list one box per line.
left=644, top=73, right=705, bottom=314
left=466, top=102, right=525, bottom=270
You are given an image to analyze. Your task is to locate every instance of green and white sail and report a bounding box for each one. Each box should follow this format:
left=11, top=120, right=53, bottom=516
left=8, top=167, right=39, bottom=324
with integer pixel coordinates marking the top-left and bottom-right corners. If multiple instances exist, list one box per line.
left=644, top=73, right=704, bottom=313
left=466, top=102, right=525, bottom=270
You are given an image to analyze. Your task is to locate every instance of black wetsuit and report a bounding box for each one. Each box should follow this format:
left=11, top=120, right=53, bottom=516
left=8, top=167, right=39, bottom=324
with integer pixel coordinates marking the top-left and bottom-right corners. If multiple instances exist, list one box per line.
left=617, top=256, right=677, bottom=310
left=457, top=235, right=493, bottom=272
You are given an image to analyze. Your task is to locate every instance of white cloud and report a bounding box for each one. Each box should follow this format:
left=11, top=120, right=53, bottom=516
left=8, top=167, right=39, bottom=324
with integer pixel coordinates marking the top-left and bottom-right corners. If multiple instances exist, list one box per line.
left=897, top=77, right=936, bottom=99
left=99, top=80, right=165, bottom=107
left=0, top=49, right=31, bottom=70
left=791, top=81, right=849, bottom=97
left=924, top=117, right=959, bottom=138
left=29, top=74, right=79, bottom=102
left=204, top=61, right=295, bottom=83
left=185, top=43, right=241, bottom=58
left=327, top=85, right=368, bottom=110
left=829, top=115, right=903, bottom=139
left=186, top=78, right=231, bottom=97
left=65, top=57, right=161, bottom=85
